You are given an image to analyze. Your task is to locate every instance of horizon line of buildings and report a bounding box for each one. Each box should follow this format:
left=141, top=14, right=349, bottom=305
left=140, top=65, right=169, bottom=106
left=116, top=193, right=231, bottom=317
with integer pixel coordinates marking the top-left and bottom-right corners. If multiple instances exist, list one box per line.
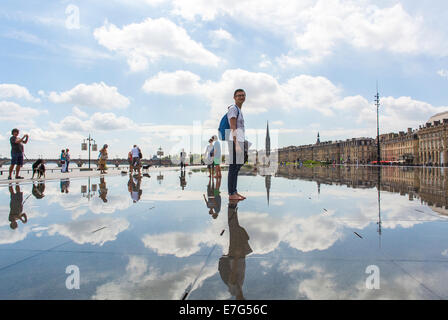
left=277, top=111, right=448, bottom=166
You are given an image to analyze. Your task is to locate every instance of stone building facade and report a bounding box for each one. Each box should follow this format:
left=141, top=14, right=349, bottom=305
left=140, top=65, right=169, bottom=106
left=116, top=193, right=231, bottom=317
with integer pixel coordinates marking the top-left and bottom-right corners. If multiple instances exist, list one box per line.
left=277, top=111, right=448, bottom=166
left=417, top=119, right=448, bottom=166
left=278, top=137, right=376, bottom=164
left=379, top=128, right=419, bottom=164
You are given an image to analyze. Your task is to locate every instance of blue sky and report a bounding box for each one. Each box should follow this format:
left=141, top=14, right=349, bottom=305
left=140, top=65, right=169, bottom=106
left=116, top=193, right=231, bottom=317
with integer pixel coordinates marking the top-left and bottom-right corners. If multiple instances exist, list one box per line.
left=1, top=0, right=448, bottom=159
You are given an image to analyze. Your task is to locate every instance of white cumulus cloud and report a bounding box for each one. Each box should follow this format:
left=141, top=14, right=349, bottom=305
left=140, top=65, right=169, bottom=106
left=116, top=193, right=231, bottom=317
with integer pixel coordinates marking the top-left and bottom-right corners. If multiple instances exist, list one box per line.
left=168, top=0, right=448, bottom=66
left=93, top=17, right=221, bottom=71
left=47, top=82, right=130, bottom=110
left=438, top=69, right=448, bottom=78
left=0, top=84, right=40, bottom=102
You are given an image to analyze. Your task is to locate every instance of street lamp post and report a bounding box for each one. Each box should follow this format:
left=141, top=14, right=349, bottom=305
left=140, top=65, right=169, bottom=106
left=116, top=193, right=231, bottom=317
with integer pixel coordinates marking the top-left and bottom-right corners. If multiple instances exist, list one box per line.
left=375, top=86, right=381, bottom=164
left=81, top=177, right=97, bottom=201
left=82, top=134, right=97, bottom=170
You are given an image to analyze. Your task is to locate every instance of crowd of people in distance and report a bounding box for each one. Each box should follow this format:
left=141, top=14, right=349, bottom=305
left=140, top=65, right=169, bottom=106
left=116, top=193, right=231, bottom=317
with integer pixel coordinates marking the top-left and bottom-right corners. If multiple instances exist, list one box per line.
left=6, top=88, right=249, bottom=205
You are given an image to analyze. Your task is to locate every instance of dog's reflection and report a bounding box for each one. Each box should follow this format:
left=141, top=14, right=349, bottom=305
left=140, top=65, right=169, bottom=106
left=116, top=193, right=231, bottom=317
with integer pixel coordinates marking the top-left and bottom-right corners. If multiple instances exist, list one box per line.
left=32, top=182, right=45, bottom=199
left=219, top=201, right=252, bottom=300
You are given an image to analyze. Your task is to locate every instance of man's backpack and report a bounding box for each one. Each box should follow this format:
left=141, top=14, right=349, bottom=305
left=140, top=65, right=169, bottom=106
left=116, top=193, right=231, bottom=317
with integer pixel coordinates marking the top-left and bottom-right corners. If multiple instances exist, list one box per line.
left=218, top=105, right=239, bottom=141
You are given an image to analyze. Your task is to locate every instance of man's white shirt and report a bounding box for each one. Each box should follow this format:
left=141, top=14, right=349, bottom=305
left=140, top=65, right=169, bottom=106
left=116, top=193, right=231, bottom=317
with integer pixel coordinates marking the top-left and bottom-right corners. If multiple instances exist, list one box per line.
left=227, top=104, right=245, bottom=142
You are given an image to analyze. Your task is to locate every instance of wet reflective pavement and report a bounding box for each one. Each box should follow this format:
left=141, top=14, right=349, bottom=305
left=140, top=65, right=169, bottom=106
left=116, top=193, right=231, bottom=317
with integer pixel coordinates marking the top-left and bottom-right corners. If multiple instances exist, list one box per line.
left=1, top=166, right=448, bottom=300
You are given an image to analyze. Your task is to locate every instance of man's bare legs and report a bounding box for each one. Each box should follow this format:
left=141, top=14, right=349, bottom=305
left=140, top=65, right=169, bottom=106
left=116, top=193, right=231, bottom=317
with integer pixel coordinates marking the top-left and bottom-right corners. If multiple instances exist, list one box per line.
left=8, top=164, right=21, bottom=179
left=214, top=165, right=222, bottom=178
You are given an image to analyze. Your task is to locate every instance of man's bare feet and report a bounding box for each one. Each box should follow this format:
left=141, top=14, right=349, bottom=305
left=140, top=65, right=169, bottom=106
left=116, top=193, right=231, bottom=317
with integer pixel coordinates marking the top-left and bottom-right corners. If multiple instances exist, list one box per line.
left=229, top=194, right=241, bottom=201
left=236, top=193, right=246, bottom=199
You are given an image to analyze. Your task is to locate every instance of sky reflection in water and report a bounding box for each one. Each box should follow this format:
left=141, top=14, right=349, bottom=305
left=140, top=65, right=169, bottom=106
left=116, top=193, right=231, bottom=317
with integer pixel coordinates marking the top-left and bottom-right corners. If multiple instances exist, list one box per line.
left=0, top=166, right=447, bottom=300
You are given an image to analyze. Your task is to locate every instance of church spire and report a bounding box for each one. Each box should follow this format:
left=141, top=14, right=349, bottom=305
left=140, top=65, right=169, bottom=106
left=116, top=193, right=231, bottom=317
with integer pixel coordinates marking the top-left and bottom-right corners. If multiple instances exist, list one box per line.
left=317, top=132, right=320, bottom=144
left=266, top=121, right=271, bottom=157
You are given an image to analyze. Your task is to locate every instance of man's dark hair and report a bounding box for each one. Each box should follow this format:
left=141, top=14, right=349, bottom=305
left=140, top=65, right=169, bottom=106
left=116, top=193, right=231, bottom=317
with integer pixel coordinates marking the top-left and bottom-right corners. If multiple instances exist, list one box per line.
left=11, top=128, right=19, bottom=135
left=234, top=89, right=245, bottom=97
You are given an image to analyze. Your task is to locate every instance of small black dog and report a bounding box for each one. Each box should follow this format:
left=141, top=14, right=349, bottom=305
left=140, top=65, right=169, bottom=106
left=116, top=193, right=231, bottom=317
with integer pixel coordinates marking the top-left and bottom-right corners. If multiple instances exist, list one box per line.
left=142, top=164, right=151, bottom=171
left=32, top=159, right=46, bottom=179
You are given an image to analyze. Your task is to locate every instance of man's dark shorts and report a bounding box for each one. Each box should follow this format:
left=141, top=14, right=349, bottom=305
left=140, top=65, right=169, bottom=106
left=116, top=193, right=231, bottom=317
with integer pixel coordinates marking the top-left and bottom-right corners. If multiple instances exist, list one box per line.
left=132, top=157, right=140, bottom=167
left=11, top=153, right=24, bottom=166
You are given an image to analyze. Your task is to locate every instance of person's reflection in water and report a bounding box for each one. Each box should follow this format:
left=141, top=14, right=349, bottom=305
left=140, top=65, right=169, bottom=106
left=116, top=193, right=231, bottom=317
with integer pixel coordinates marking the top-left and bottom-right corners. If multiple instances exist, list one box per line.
left=212, top=177, right=222, bottom=219
left=203, top=178, right=221, bottom=219
left=99, top=176, right=108, bottom=203
left=128, top=174, right=142, bottom=203
left=180, top=170, right=187, bottom=190
left=9, top=184, right=27, bottom=230
left=219, top=201, right=252, bottom=300
left=60, top=179, right=70, bottom=193
left=32, top=181, right=45, bottom=199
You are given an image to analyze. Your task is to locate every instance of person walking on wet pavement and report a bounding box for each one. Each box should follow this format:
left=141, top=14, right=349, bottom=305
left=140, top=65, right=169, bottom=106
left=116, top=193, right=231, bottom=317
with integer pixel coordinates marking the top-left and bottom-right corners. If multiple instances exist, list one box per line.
left=8, top=128, right=28, bottom=180
left=227, top=89, right=247, bottom=201
left=60, top=149, right=67, bottom=173
left=212, top=135, right=222, bottom=178
left=204, top=138, right=214, bottom=178
left=99, top=144, right=108, bottom=174
left=131, top=145, right=141, bottom=175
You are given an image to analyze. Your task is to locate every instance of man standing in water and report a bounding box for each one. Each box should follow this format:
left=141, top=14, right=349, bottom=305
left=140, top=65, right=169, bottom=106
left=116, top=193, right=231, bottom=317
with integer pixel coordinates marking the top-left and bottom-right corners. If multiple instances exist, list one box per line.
left=180, top=149, right=186, bottom=171
left=8, top=128, right=28, bottom=180
left=227, top=89, right=246, bottom=201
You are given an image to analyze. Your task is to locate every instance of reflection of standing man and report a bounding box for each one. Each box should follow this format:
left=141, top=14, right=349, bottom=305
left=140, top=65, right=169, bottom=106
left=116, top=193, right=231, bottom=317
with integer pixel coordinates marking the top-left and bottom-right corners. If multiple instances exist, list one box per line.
left=9, top=184, right=27, bottom=230
left=203, top=177, right=222, bottom=219
left=180, top=170, right=187, bottom=190
left=219, top=201, right=252, bottom=300
left=128, top=174, right=142, bottom=203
